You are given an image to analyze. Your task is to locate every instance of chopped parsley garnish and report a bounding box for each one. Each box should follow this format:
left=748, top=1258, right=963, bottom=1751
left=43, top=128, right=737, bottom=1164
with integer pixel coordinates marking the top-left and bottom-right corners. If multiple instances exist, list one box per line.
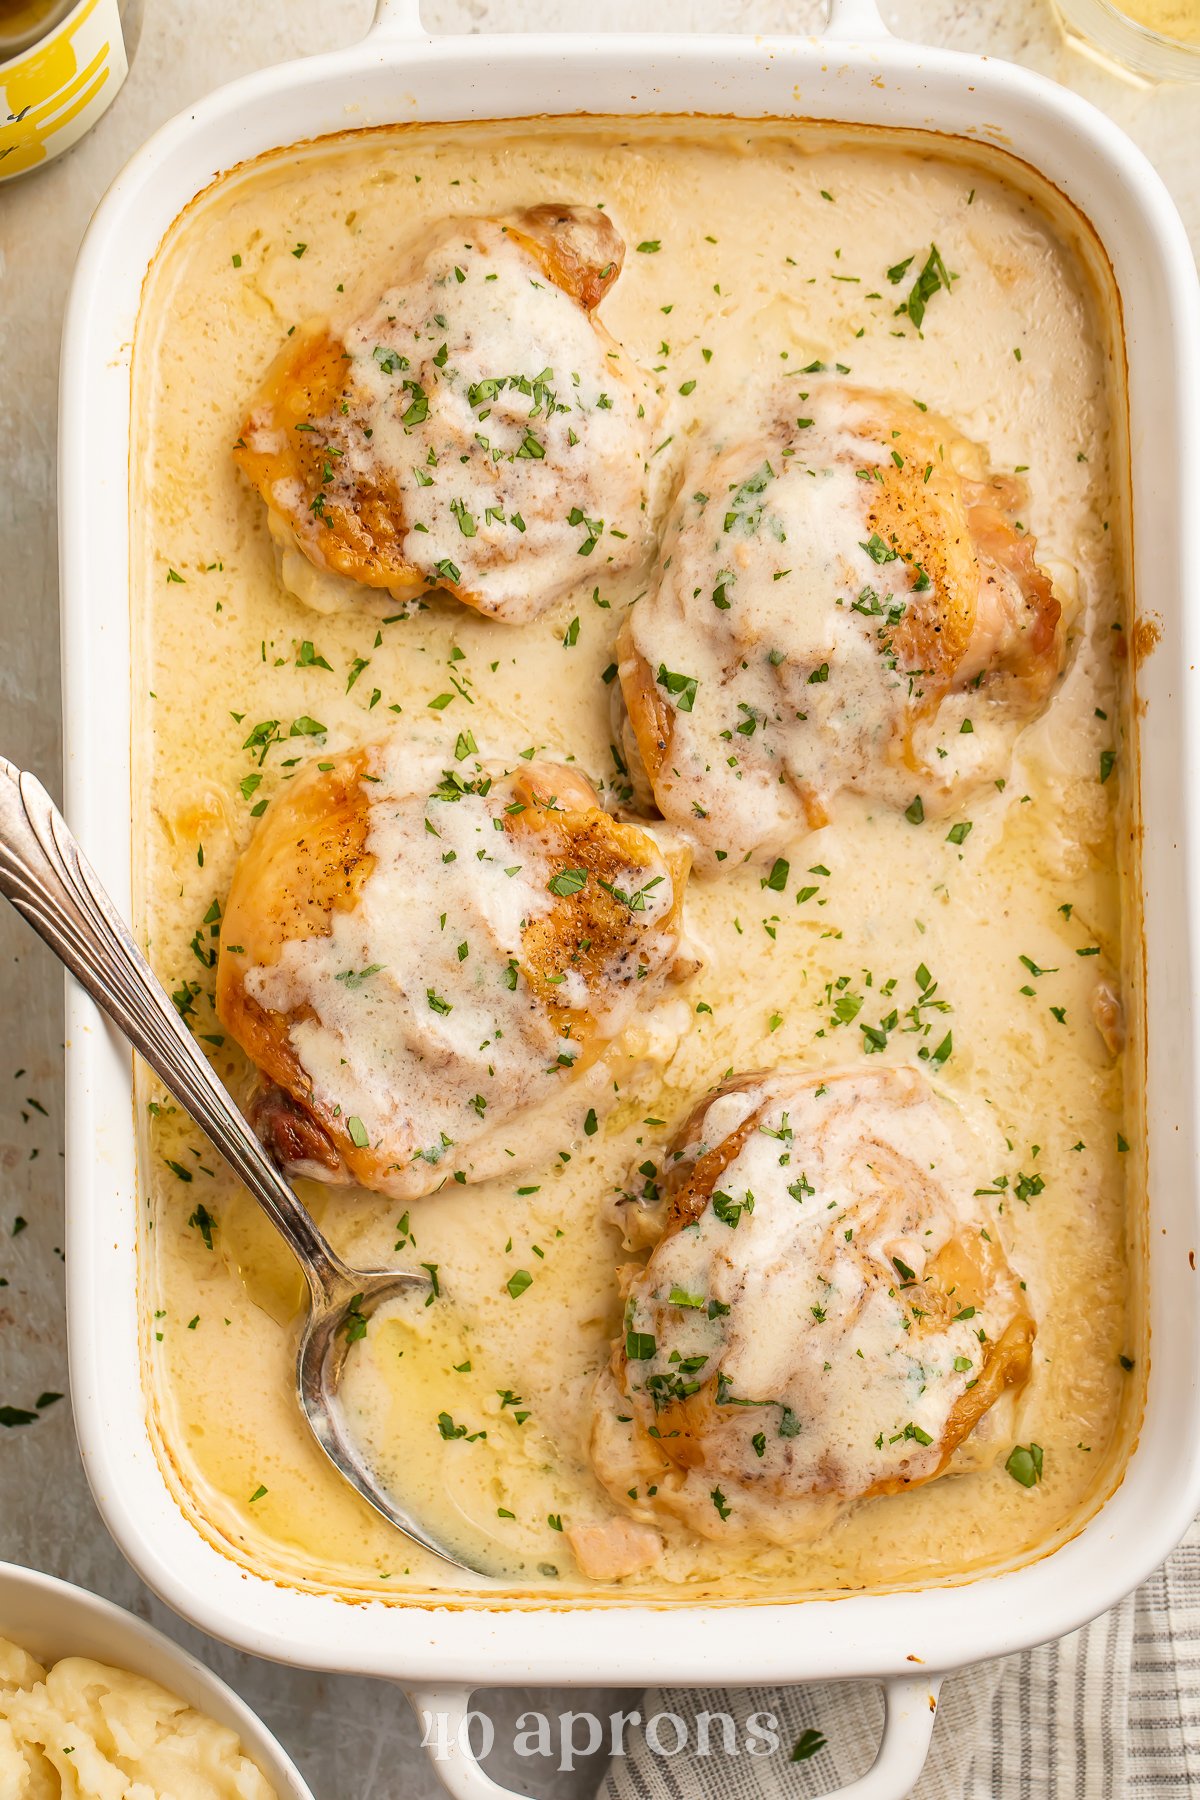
left=597, top=874, right=664, bottom=912
left=187, top=1203, right=215, bottom=1249
left=893, top=1421, right=934, bottom=1447
left=401, top=381, right=429, bottom=426
left=656, top=665, right=699, bottom=712
left=567, top=507, right=604, bottom=554
left=1006, top=1442, right=1044, bottom=1487
left=712, top=1188, right=754, bottom=1228
left=723, top=461, right=775, bottom=534
left=548, top=867, right=588, bottom=898
left=896, top=243, right=953, bottom=331
left=373, top=346, right=408, bottom=375
left=0, top=1406, right=39, bottom=1429
left=792, top=1729, right=828, bottom=1764
left=335, top=964, right=383, bottom=990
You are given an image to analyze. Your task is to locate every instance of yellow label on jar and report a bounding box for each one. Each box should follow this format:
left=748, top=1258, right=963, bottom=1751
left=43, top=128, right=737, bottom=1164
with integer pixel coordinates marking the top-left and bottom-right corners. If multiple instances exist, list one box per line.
left=0, top=0, right=126, bottom=181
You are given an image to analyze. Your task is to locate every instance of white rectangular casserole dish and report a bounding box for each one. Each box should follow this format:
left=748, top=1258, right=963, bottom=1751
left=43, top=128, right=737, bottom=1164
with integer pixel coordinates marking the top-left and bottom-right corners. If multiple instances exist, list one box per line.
left=59, top=4, right=1200, bottom=1796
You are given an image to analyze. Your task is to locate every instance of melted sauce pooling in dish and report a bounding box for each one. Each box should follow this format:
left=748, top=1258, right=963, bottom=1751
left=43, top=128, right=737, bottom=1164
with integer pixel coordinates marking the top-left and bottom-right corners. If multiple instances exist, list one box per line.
left=131, top=118, right=1140, bottom=1604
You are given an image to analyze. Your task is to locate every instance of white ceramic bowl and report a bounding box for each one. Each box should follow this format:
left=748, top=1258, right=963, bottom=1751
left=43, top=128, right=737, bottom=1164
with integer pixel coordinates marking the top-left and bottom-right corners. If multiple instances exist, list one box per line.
left=0, top=1560, right=315, bottom=1800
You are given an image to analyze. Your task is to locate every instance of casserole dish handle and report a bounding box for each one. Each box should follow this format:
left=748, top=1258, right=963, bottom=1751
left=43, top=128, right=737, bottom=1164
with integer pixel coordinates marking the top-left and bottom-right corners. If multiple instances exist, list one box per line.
left=369, top=0, right=892, bottom=38
left=407, top=1675, right=941, bottom=1799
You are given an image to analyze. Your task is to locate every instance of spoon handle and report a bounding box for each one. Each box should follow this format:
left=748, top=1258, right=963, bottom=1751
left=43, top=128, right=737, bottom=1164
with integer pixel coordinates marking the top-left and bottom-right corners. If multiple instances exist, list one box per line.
left=0, top=757, right=350, bottom=1301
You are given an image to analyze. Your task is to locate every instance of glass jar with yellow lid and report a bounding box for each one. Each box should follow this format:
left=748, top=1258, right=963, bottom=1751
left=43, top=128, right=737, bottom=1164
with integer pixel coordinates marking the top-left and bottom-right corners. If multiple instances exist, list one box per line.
left=0, top=0, right=139, bottom=182
left=1055, top=0, right=1200, bottom=81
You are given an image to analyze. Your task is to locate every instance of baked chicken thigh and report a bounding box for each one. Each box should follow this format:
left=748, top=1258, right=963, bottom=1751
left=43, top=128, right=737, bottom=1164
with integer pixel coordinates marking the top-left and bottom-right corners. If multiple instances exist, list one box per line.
left=590, top=1065, right=1035, bottom=1543
left=234, top=205, right=658, bottom=622
left=618, top=383, right=1066, bottom=865
left=216, top=744, right=692, bottom=1199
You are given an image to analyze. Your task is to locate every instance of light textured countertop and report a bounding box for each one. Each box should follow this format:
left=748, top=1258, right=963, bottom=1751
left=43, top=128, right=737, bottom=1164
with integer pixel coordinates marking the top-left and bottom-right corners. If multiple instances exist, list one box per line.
left=0, top=3, right=1195, bottom=1796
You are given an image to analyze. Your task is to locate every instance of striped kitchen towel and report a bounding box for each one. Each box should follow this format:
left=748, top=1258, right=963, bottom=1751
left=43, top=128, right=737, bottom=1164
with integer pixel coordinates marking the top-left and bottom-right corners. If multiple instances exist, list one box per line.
left=597, top=1517, right=1200, bottom=1797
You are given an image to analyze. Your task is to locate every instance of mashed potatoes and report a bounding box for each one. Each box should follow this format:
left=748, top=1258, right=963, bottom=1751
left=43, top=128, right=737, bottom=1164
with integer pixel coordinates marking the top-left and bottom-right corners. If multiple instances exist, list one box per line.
left=0, top=1635, right=277, bottom=1800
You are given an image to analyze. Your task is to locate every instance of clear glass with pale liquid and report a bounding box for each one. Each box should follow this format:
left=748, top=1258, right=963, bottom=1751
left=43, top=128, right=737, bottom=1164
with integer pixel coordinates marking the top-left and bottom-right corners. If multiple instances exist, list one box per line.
left=1056, top=0, right=1200, bottom=78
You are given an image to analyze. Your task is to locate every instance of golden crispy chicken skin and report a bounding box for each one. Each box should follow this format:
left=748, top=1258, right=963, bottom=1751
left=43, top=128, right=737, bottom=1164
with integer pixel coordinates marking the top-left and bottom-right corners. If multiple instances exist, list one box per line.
left=618, top=384, right=1067, bottom=866
left=590, top=1066, right=1035, bottom=1543
left=234, top=205, right=659, bottom=623
left=216, top=743, right=693, bottom=1200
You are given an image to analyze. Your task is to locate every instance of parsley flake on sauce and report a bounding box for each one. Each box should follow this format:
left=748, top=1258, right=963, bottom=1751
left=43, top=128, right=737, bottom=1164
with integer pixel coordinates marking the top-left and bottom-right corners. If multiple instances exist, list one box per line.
left=895, top=243, right=954, bottom=331
left=1006, top=1442, right=1044, bottom=1487
left=860, top=532, right=898, bottom=565
left=655, top=665, right=699, bottom=712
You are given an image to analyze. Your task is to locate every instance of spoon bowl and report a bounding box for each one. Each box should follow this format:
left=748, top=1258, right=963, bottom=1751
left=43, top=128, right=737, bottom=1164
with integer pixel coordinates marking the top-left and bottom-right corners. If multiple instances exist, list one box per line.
left=292, top=1259, right=465, bottom=1563
left=0, top=755, right=486, bottom=1576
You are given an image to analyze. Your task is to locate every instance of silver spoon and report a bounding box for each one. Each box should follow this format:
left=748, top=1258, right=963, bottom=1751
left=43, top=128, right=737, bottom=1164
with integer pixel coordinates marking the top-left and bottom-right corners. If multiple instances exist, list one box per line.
left=0, top=756, right=483, bottom=1576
